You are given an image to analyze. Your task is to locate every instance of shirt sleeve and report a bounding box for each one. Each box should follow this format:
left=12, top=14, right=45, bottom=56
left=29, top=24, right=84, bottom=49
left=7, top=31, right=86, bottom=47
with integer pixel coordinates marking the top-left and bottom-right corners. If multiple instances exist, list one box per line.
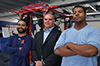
left=54, top=30, right=67, bottom=51
left=14, top=37, right=33, bottom=57
left=31, top=36, right=39, bottom=62
left=3, top=36, right=19, bottom=54
left=87, top=29, right=100, bottom=53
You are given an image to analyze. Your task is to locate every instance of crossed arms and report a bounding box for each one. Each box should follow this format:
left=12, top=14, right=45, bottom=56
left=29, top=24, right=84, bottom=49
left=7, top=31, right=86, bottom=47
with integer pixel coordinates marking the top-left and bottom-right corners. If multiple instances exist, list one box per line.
left=54, top=43, right=98, bottom=57
left=4, top=37, right=32, bottom=57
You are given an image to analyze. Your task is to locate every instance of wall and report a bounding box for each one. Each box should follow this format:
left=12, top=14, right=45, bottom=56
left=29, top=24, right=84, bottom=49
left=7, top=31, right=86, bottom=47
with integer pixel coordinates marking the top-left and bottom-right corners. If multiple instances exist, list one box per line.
left=87, top=21, right=100, bottom=29
left=0, top=21, right=17, bottom=37
left=58, top=20, right=100, bottom=31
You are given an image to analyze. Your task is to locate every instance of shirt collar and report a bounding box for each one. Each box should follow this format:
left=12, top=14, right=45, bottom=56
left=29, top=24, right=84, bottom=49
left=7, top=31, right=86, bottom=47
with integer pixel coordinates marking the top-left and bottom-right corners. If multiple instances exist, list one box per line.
left=43, top=27, right=54, bottom=32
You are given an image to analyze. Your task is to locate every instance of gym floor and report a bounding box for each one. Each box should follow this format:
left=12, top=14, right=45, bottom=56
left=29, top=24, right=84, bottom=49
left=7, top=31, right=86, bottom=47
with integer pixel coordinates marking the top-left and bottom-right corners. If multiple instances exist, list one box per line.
left=0, top=52, right=100, bottom=66
left=0, top=52, right=9, bottom=66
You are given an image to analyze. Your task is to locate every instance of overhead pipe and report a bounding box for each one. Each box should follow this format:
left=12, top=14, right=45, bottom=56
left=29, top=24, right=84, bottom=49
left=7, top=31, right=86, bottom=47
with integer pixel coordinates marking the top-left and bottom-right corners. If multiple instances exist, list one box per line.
left=57, top=0, right=100, bottom=8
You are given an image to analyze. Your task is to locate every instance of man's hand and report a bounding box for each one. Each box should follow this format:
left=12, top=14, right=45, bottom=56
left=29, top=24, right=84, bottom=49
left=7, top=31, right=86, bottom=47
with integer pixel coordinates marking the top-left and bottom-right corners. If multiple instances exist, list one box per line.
left=19, top=47, right=22, bottom=50
left=64, top=43, right=72, bottom=49
left=64, top=43, right=77, bottom=51
left=35, top=60, right=42, bottom=66
left=64, top=44, right=69, bottom=48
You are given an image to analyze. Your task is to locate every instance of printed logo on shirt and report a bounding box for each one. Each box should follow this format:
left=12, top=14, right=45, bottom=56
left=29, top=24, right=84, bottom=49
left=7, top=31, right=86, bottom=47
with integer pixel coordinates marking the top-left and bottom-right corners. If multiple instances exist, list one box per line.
left=21, top=40, right=25, bottom=44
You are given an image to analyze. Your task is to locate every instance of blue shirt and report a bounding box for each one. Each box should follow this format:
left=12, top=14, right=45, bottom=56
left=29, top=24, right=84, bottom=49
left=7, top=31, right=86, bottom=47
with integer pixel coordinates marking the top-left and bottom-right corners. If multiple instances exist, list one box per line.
left=43, top=27, right=54, bottom=43
left=54, top=25, right=100, bottom=66
left=4, top=34, right=33, bottom=66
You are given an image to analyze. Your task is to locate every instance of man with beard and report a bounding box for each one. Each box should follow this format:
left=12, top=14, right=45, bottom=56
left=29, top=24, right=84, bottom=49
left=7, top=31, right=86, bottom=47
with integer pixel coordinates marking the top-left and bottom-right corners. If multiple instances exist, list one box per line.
left=4, top=19, right=33, bottom=66
left=54, top=5, right=100, bottom=66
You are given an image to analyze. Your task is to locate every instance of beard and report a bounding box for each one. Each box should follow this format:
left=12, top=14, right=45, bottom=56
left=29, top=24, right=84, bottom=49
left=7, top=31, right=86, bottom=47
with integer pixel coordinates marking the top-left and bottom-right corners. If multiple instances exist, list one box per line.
left=17, top=28, right=27, bottom=34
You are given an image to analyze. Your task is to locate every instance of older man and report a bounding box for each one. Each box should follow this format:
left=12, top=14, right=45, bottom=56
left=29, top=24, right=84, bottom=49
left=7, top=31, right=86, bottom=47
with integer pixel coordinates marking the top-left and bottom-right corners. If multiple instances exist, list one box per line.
left=31, top=14, right=62, bottom=66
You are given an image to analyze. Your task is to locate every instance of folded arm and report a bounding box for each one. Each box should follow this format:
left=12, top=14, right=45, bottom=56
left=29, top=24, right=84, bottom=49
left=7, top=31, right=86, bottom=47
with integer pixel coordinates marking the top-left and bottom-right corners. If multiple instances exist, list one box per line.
left=4, top=37, right=19, bottom=54
left=14, top=37, right=33, bottom=57
left=55, top=46, right=77, bottom=57
left=66, top=43, right=98, bottom=57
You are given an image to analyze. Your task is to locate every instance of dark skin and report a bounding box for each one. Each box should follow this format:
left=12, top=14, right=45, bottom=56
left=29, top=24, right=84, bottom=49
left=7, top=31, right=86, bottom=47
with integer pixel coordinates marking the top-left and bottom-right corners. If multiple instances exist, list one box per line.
left=17, top=21, right=28, bottom=50
left=55, top=7, right=98, bottom=57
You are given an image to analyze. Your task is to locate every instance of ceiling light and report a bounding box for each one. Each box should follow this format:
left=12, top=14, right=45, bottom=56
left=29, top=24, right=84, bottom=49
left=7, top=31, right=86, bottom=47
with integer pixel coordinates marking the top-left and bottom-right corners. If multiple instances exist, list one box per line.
left=97, top=2, right=100, bottom=5
left=85, top=4, right=90, bottom=7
